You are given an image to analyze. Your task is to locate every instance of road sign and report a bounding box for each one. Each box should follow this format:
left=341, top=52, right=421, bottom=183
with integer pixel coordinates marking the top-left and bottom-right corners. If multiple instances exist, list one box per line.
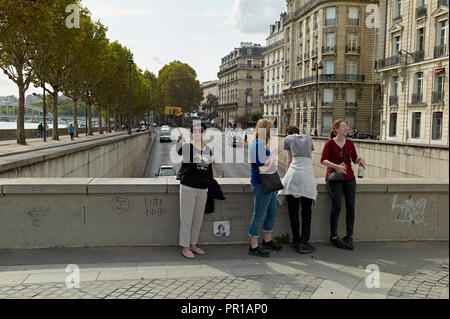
left=303, top=118, right=307, bottom=123
left=164, top=106, right=182, bottom=116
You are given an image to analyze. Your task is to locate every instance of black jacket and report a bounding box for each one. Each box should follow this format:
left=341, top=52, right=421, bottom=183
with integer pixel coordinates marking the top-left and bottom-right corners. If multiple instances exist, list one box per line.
left=205, top=178, right=225, bottom=214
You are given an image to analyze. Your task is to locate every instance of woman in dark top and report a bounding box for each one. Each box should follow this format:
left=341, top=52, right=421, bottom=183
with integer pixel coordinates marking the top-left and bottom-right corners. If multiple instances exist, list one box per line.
left=176, top=123, right=213, bottom=259
left=320, top=119, right=366, bottom=250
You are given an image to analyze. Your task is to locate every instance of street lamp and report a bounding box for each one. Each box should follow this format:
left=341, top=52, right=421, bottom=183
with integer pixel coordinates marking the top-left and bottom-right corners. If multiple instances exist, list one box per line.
left=311, top=61, right=323, bottom=136
left=128, top=57, right=134, bottom=135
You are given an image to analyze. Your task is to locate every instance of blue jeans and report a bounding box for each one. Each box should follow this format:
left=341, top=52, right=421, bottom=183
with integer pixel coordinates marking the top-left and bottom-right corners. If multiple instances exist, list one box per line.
left=248, top=184, right=278, bottom=238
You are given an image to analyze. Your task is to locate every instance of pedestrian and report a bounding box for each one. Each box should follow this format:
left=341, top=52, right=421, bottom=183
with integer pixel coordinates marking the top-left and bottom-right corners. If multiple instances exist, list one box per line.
left=248, top=118, right=282, bottom=257
left=320, top=119, right=366, bottom=250
left=37, top=123, right=43, bottom=138
left=176, top=122, right=213, bottom=259
left=278, top=125, right=317, bottom=254
left=69, top=124, right=74, bottom=141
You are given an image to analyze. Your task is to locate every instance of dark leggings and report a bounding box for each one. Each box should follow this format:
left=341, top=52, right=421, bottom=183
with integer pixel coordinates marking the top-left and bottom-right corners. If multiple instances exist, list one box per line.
left=286, top=195, right=313, bottom=244
left=326, top=178, right=356, bottom=238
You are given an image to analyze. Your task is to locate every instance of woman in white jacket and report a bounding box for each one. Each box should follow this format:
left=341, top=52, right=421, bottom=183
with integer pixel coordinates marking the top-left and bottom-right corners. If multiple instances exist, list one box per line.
left=278, top=125, right=317, bottom=254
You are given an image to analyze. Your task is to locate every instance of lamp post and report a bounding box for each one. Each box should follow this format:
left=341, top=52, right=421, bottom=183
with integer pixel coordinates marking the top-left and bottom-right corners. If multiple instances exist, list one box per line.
left=128, top=57, right=134, bottom=135
left=311, top=61, right=323, bottom=136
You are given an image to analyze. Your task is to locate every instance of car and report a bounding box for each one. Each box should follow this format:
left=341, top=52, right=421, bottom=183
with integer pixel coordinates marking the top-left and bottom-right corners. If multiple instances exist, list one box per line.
left=156, top=165, right=177, bottom=177
left=152, top=123, right=157, bottom=127
left=159, top=127, right=171, bottom=142
left=228, top=135, right=243, bottom=147
left=137, top=125, right=146, bottom=132
left=356, top=131, right=374, bottom=139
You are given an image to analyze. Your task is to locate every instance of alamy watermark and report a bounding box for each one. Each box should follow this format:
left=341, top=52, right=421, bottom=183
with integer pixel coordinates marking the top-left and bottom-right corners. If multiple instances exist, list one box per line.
left=365, top=264, right=381, bottom=289
left=65, top=264, right=80, bottom=289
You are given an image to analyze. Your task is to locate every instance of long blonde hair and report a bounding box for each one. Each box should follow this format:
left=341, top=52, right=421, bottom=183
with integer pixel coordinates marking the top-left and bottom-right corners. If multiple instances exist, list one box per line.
left=254, top=119, right=274, bottom=144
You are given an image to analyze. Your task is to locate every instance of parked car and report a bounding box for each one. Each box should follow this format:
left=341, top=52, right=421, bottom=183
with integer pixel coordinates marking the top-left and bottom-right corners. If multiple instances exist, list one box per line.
left=156, top=165, right=177, bottom=177
left=137, top=124, right=146, bottom=132
left=356, top=130, right=374, bottom=139
left=159, top=127, right=171, bottom=142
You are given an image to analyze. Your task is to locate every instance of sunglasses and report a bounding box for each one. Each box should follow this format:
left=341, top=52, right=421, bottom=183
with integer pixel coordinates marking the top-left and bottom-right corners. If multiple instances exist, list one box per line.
left=339, top=148, right=344, bottom=158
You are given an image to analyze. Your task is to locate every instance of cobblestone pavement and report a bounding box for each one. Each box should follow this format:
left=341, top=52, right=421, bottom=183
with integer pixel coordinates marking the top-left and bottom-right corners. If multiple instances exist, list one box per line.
left=388, top=260, right=449, bottom=299
left=0, top=273, right=324, bottom=299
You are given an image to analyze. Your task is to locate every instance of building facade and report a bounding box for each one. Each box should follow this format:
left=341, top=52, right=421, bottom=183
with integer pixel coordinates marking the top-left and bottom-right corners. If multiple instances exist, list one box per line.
left=200, top=80, right=219, bottom=119
left=376, top=0, right=449, bottom=145
left=263, top=19, right=286, bottom=133
left=217, top=42, right=265, bottom=128
left=282, top=0, right=382, bottom=137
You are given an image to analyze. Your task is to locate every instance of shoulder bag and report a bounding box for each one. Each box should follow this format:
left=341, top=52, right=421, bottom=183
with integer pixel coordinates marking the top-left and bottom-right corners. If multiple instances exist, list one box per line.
left=327, top=140, right=348, bottom=182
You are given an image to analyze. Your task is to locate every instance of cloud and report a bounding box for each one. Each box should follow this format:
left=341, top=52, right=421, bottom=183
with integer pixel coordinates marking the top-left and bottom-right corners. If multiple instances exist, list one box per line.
left=228, top=0, right=285, bottom=34
left=88, top=3, right=153, bottom=18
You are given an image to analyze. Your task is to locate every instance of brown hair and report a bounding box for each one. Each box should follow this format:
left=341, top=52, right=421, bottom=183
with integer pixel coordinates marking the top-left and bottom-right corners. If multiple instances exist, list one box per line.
left=330, top=119, right=349, bottom=139
left=254, top=119, right=274, bottom=144
left=285, top=125, right=300, bottom=135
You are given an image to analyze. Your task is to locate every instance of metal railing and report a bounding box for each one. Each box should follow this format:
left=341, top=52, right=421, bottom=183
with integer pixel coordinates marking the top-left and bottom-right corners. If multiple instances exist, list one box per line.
left=346, top=102, right=357, bottom=107
left=393, top=15, right=402, bottom=22
left=322, top=46, right=336, bottom=54
left=377, top=55, right=401, bottom=69
left=416, top=5, right=427, bottom=19
left=263, top=39, right=284, bottom=52
left=412, top=50, right=424, bottom=63
left=322, top=101, right=334, bottom=107
left=434, top=45, right=448, bottom=58
left=438, top=0, right=448, bottom=6
left=311, top=48, right=318, bottom=57
left=325, top=18, right=336, bottom=26
left=411, top=93, right=423, bottom=104
left=304, top=52, right=310, bottom=60
left=389, top=95, right=398, bottom=106
left=348, top=18, right=359, bottom=26
left=346, top=46, right=360, bottom=53
left=432, top=91, right=444, bottom=104
left=291, top=74, right=365, bottom=87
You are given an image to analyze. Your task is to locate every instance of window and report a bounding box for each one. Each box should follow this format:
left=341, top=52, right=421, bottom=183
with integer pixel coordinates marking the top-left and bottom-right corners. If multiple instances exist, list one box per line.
left=393, top=36, right=401, bottom=55
left=389, top=113, right=397, bottom=136
left=395, top=0, right=402, bottom=18
left=347, top=61, right=357, bottom=74
left=348, top=7, right=359, bottom=25
left=418, top=28, right=425, bottom=51
left=246, top=95, right=252, bottom=106
left=415, top=72, right=423, bottom=94
left=345, top=113, right=355, bottom=129
left=438, top=20, right=448, bottom=46
left=323, top=89, right=334, bottom=106
left=412, top=112, right=421, bottom=138
left=246, top=59, right=253, bottom=66
left=325, top=61, right=334, bottom=74
left=435, top=72, right=445, bottom=92
left=325, top=33, right=335, bottom=51
left=305, top=63, right=310, bottom=77
left=323, top=113, right=333, bottom=131
left=348, top=33, right=358, bottom=50
left=432, top=112, right=443, bottom=140
left=346, top=88, right=356, bottom=106
left=325, top=7, right=336, bottom=26
left=247, top=48, right=252, bottom=55
left=314, top=13, right=319, bottom=29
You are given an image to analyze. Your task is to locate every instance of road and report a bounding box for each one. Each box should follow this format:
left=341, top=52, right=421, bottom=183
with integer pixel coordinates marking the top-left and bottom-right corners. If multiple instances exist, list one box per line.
left=144, top=128, right=285, bottom=178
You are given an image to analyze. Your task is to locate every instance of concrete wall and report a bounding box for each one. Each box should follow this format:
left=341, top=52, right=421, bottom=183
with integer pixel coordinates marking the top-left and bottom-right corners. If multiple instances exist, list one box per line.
left=274, top=136, right=449, bottom=179
left=0, top=178, right=447, bottom=249
left=0, top=132, right=153, bottom=178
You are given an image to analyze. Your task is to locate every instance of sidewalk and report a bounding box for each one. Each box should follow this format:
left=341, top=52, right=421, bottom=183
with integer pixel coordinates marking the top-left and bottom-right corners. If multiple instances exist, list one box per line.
left=0, top=130, right=132, bottom=157
left=0, top=241, right=447, bottom=299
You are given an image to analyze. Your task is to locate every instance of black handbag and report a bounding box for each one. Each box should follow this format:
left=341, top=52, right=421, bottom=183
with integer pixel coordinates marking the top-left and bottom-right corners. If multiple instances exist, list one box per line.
left=258, top=165, right=284, bottom=194
left=327, top=141, right=348, bottom=182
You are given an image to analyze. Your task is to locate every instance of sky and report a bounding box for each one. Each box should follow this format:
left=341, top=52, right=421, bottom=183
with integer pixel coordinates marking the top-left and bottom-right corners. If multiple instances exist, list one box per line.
left=0, top=0, right=286, bottom=97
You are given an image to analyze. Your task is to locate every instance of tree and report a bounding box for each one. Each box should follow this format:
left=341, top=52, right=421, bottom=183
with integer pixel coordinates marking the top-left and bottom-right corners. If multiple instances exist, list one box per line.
left=155, top=61, right=203, bottom=117
left=0, top=0, right=52, bottom=144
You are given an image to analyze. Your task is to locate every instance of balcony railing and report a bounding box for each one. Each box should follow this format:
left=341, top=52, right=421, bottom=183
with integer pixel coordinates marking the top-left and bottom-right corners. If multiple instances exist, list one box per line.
left=325, top=19, right=336, bottom=27
left=434, top=45, right=448, bottom=58
left=346, top=102, right=357, bottom=107
left=348, top=18, right=359, bottom=26
left=297, top=55, right=302, bottom=62
left=311, top=48, right=318, bottom=57
left=263, top=39, right=284, bottom=52
left=322, top=46, right=336, bottom=54
left=438, top=0, right=448, bottom=6
left=262, top=94, right=283, bottom=102
left=377, top=55, right=401, bottom=69
left=217, top=102, right=238, bottom=109
left=285, top=59, right=290, bottom=65
left=291, top=74, right=365, bottom=87
left=346, top=46, right=360, bottom=53
left=432, top=91, right=444, bottom=104
left=389, top=95, right=398, bottom=106
left=322, top=101, right=334, bottom=107
left=412, top=50, right=424, bottom=63
left=304, top=52, right=310, bottom=60
left=411, top=93, right=423, bottom=105
left=416, top=5, right=427, bottom=19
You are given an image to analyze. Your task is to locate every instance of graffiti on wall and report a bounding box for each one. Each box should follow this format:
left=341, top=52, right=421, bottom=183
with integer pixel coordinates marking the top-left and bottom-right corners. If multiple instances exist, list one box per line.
left=391, top=194, right=427, bottom=226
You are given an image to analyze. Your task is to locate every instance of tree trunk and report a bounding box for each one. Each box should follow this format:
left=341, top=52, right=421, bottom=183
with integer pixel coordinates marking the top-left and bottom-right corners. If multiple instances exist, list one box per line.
left=87, top=103, right=93, bottom=135
left=73, top=98, right=79, bottom=137
left=98, top=105, right=103, bottom=134
left=106, top=105, right=111, bottom=133
left=52, top=90, right=59, bottom=140
left=17, top=82, right=26, bottom=145
left=114, top=110, right=118, bottom=132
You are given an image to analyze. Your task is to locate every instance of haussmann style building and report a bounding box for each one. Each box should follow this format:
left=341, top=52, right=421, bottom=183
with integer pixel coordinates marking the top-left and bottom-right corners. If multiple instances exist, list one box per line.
left=376, top=0, right=449, bottom=145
